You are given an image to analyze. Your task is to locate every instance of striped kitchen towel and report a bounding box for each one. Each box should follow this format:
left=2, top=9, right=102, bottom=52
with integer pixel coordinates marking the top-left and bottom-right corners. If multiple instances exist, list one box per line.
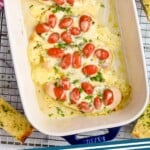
left=0, top=0, right=3, bottom=9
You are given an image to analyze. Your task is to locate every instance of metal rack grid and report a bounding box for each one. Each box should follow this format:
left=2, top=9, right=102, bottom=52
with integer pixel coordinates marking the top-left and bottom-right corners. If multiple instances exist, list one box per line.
left=0, top=0, right=149, bottom=148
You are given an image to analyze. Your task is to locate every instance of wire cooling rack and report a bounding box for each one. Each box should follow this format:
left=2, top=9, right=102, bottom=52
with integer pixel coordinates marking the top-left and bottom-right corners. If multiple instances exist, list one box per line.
left=0, top=0, right=149, bottom=148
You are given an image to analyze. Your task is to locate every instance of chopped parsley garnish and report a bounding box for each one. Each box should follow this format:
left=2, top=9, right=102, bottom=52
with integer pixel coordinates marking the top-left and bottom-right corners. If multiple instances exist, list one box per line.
left=83, top=38, right=88, bottom=43
left=100, top=4, right=105, bottom=8
left=56, top=107, right=65, bottom=117
left=71, top=112, right=74, bottom=115
left=52, top=5, right=72, bottom=14
left=54, top=81, right=59, bottom=87
left=79, top=87, right=83, bottom=93
left=29, top=5, right=34, bottom=9
left=57, top=42, right=69, bottom=49
left=53, top=66, right=60, bottom=73
left=33, top=42, right=42, bottom=49
left=85, top=95, right=93, bottom=100
left=48, top=114, right=53, bottom=117
left=90, top=72, right=104, bottom=82
left=72, top=79, right=79, bottom=84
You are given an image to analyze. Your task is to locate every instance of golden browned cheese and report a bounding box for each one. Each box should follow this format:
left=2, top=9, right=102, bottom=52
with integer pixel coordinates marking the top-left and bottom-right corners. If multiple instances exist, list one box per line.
left=0, top=98, right=34, bottom=143
left=142, top=0, right=150, bottom=20
left=132, top=103, right=150, bottom=138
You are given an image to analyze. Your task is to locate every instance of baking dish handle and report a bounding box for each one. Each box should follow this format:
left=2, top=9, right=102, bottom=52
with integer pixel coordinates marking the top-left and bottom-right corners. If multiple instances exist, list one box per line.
left=63, top=127, right=120, bottom=145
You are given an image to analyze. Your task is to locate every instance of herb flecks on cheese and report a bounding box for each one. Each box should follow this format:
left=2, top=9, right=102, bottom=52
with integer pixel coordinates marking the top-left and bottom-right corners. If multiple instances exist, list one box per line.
left=25, top=0, right=131, bottom=118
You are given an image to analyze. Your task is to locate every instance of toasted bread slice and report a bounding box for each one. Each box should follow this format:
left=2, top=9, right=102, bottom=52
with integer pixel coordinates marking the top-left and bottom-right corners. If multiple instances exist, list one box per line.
left=132, top=103, right=150, bottom=138
left=142, top=0, right=150, bottom=20
left=0, top=98, right=34, bottom=143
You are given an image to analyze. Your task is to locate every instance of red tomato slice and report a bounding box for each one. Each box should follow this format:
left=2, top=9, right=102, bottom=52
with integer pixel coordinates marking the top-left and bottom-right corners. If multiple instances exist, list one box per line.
left=70, top=88, right=80, bottom=104
left=78, top=102, right=92, bottom=113
left=66, top=0, right=74, bottom=5
left=54, top=87, right=66, bottom=101
left=48, top=32, right=59, bottom=43
left=61, top=78, right=71, bottom=90
left=61, top=53, right=72, bottom=69
left=35, top=23, right=50, bottom=34
left=82, top=65, right=98, bottom=76
left=54, top=0, right=65, bottom=5
left=94, top=97, right=102, bottom=109
left=83, top=43, right=95, bottom=57
left=79, top=15, right=91, bottom=32
left=61, top=31, right=72, bottom=44
left=70, top=27, right=81, bottom=36
left=103, top=89, right=114, bottom=106
left=59, top=17, right=73, bottom=29
left=48, top=14, right=57, bottom=28
left=81, top=82, right=94, bottom=95
left=72, top=51, right=82, bottom=68
left=48, top=48, right=64, bottom=58
left=95, top=49, right=109, bottom=60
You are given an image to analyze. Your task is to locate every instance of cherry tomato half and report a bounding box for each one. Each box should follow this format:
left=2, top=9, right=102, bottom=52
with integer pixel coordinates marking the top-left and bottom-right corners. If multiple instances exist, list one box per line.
left=48, top=48, right=64, bottom=58
left=82, top=65, right=98, bottom=76
left=59, top=17, right=73, bottom=29
left=70, top=88, right=80, bottom=104
left=83, top=43, right=95, bottom=57
left=72, top=51, right=82, bottom=68
left=66, top=0, right=74, bottom=5
left=48, top=14, right=57, bottom=28
left=81, top=82, right=94, bottom=95
left=78, top=102, right=92, bottom=113
left=48, top=32, right=59, bottom=43
left=70, top=27, right=81, bottom=36
left=54, top=86, right=66, bottom=101
left=61, top=31, right=72, bottom=44
left=54, top=0, right=65, bottom=5
left=35, top=23, right=50, bottom=34
left=94, top=97, right=102, bottom=109
left=95, top=49, right=109, bottom=60
left=60, top=78, right=71, bottom=90
left=79, top=15, right=91, bottom=32
left=103, top=89, right=114, bottom=106
left=61, top=53, right=72, bottom=69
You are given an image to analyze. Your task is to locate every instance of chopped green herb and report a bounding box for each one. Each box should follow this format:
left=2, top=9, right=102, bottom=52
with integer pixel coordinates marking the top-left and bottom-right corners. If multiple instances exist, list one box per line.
left=79, top=87, right=83, bottom=93
left=83, top=38, right=88, bottom=43
left=33, top=43, right=42, bottom=49
left=53, top=66, right=60, bottom=73
left=85, top=95, right=93, bottom=100
left=92, top=21, right=95, bottom=25
left=89, top=39, right=93, bottom=43
left=83, top=38, right=93, bottom=44
left=70, top=112, right=74, bottom=115
left=90, top=72, right=104, bottom=82
left=56, top=107, right=65, bottom=117
left=97, top=36, right=100, bottom=40
left=72, top=79, right=79, bottom=84
left=57, top=42, right=69, bottom=49
left=48, top=114, right=53, bottom=117
left=29, top=5, right=34, bottom=9
left=97, top=92, right=103, bottom=98
left=52, top=5, right=72, bottom=14
left=100, top=4, right=105, bottom=8
left=54, top=81, right=59, bottom=87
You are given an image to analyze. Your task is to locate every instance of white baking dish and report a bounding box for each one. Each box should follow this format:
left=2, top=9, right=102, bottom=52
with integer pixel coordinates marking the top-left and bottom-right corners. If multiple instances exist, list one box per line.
left=4, top=0, right=149, bottom=136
